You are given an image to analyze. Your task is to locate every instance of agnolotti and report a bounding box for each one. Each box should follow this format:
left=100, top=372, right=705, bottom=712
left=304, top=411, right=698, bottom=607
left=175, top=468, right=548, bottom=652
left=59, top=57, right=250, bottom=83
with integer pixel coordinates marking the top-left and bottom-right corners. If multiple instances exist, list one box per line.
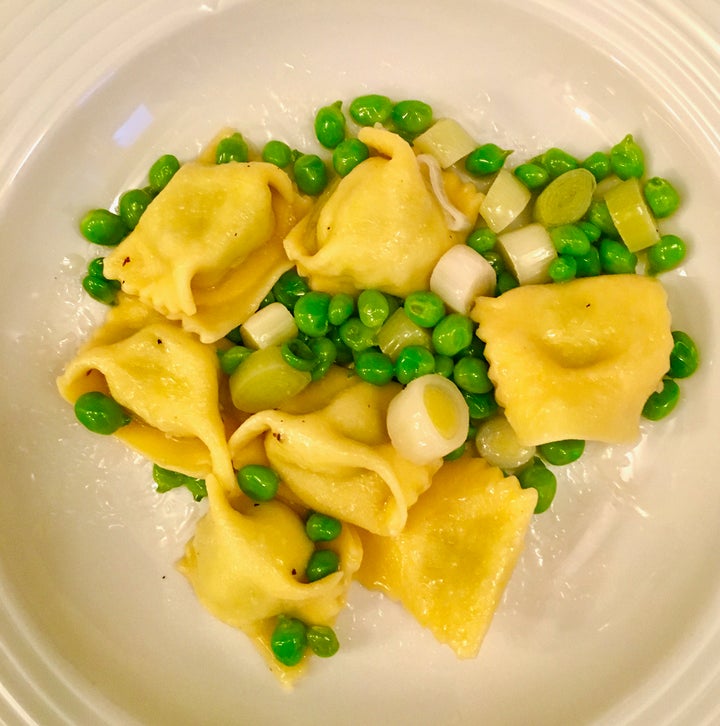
left=228, top=371, right=440, bottom=536
left=103, top=159, right=310, bottom=343
left=56, top=295, right=235, bottom=490
left=356, top=458, right=537, bottom=658
left=283, top=126, right=480, bottom=297
left=179, top=475, right=362, bottom=686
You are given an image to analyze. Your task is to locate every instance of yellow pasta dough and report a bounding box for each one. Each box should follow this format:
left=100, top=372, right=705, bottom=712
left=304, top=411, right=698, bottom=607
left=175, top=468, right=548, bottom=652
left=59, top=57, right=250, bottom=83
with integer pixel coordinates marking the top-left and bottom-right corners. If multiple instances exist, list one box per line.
left=283, top=126, right=480, bottom=297
left=103, top=160, right=310, bottom=343
left=357, top=457, right=537, bottom=657
left=472, top=274, right=673, bottom=445
left=179, top=475, right=362, bottom=686
left=228, top=371, right=440, bottom=536
left=57, top=295, right=235, bottom=489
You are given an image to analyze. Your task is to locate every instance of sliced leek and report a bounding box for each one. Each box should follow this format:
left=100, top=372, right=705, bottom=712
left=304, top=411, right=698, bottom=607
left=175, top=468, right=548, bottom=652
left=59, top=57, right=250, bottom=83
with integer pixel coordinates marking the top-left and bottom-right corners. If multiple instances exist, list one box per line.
left=430, top=244, right=496, bottom=314
left=479, top=168, right=532, bottom=233
left=534, top=167, right=596, bottom=226
left=498, top=223, right=557, bottom=285
left=475, top=415, right=536, bottom=470
left=386, top=374, right=469, bottom=465
left=240, top=302, right=298, bottom=349
left=604, top=177, right=660, bottom=252
left=413, top=118, right=477, bottom=169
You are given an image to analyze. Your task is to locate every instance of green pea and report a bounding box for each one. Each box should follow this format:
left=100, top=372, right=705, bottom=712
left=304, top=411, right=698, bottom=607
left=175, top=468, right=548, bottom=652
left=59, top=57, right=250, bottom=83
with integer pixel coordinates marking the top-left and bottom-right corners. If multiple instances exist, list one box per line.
left=465, top=143, right=512, bottom=176
left=314, top=101, right=346, bottom=149
left=218, top=345, right=253, bottom=375
left=433, top=354, right=454, bottom=379
left=646, top=234, right=686, bottom=274
left=404, top=290, right=445, bottom=328
left=643, top=177, right=680, bottom=218
left=262, top=139, right=293, bottom=168
left=548, top=255, right=577, bottom=283
left=585, top=200, right=618, bottom=238
left=148, top=154, right=180, bottom=193
left=581, top=151, right=611, bottom=181
left=464, top=391, right=497, bottom=420
left=443, top=442, right=466, bottom=461
left=642, top=378, right=680, bottom=421
left=152, top=464, right=207, bottom=502
left=272, top=268, right=309, bottom=310
left=432, top=314, right=474, bottom=357
left=79, top=209, right=129, bottom=247
left=307, top=337, right=337, bottom=381
left=87, top=257, right=106, bottom=278
left=293, top=154, right=328, bottom=195
left=574, top=246, right=602, bottom=278
left=305, top=512, right=342, bottom=542
left=537, top=439, right=585, bottom=466
left=74, top=391, right=131, bottom=435
left=82, top=272, right=121, bottom=305
left=339, top=317, right=376, bottom=351
left=610, top=134, right=644, bottom=180
left=395, top=345, right=435, bottom=384
left=465, top=228, right=497, bottom=254
left=514, top=162, right=549, bottom=190
left=118, top=188, right=153, bottom=230
left=390, top=99, right=433, bottom=138
left=328, top=293, right=355, bottom=326
left=236, top=464, right=280, bottom=502
left=332, top=138, right=369, bottom=177
left=349, top=94, right=394, bottom=126
left=358, top=289, right=391, bottom=328
left=576, top=220, right=601, bottom=244
left=536, top=148, right=578, bottom=179
left=452, top=355, right=492, bottom=394
left=270, top=616, right=307, bottom=667
left=518, top=458, right=557, bottom=513
left=549, top=224, right=591, bottom=256
left=599, top=238, right=637, bottom=274
left=294, top=290, right=331, bottom=337
left=354, top=348, right=395, bottom=386
left=306, top=549, right=340, bottom=582
left=281, top=338, right=318, bottom=372
left=259, top=290, right=276, bottom=308
left=668, top=330, right=699, bottom=379
left=306, top=624, right=340, bottom=658
left=495, top=270, right=519, bottom=295
left=215, top=132, right=249, bottom=164
left=482, top=250, right=506, bottom=276
left=327, top=326, right=354, bottom=365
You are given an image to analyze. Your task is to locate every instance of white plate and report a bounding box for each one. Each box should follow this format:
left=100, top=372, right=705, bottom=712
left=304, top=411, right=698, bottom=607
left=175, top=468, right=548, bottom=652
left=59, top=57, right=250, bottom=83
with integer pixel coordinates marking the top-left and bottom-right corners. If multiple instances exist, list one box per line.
left=1, top=1, right=719, bottom=724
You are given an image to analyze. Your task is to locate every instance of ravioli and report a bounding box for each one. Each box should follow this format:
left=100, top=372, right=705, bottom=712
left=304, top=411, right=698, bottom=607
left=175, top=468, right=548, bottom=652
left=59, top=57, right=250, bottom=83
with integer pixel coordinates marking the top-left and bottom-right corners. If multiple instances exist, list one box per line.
left=357, top=458, right=537, bottom=657
left=56, top=295, right=235, bottom=489
left=104, top=160, right=310, bottom=343
left=283, top=126, right=481, bottom=297
left=179, top=475, right=362, bottom=686
left=228, top=372, right=440, bottom=536
left=471, top=274, right=673, bottom=444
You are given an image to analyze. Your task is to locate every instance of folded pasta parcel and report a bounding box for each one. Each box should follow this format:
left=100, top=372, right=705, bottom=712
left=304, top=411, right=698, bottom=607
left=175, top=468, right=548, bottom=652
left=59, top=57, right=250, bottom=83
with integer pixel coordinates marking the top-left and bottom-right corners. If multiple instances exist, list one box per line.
left=103, top=158, right=310, bottom=343
left=283, top=126, right=482, bottom=297
left=472, top=275, right=674, bottom=445
left=357, top=458, right=537, bottom=658
left=56, top=295, right=235, bottom=489
left=179, top=475, right=362, bottom=686
left=227, top=371, right=440, bottom=537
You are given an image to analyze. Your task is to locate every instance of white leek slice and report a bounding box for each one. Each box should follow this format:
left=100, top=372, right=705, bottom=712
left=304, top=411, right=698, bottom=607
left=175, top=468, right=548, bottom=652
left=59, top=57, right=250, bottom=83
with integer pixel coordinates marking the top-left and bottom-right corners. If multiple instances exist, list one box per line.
left=475, top=415, right=535, bottom=470
left=430, top=244, right=496, bottom=314
left=376, top=309, right=432, bottom=361
left=604, top=177, right=660, bottom=252
left=498, top=223, right=557, bottom=285
left=240, top=302, right=297, bottom=349
left=416, top=154, right=471, bottom=232
left=479, top=168, right=532, bottom=233
left=413, top=118, right=477, bottom=169
left=386, top=374, right=469, bottom=465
